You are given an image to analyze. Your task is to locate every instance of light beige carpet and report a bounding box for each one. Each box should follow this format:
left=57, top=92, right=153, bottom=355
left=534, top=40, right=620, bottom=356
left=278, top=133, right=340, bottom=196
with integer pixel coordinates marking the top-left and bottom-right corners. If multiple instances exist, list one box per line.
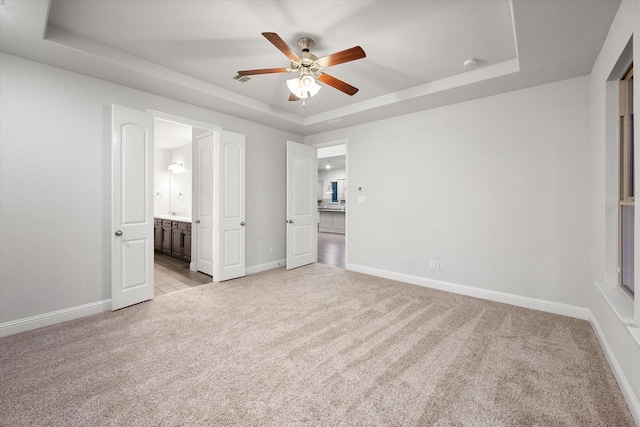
left=0, top=264, right=635, bottom=426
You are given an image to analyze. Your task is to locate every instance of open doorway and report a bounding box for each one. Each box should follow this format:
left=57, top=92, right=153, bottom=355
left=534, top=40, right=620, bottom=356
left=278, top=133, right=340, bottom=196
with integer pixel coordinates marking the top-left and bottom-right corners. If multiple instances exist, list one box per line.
left=112, top=106, right=246, bottom=310
left=153, top=119, right=212, bottom=296
left=316, top=143, right=347, bottom=269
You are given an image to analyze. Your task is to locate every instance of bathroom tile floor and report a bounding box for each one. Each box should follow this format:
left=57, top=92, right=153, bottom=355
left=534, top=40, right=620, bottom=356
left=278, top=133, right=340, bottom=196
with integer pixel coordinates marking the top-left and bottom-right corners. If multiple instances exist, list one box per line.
left=154, top=252, right=212, bottom=296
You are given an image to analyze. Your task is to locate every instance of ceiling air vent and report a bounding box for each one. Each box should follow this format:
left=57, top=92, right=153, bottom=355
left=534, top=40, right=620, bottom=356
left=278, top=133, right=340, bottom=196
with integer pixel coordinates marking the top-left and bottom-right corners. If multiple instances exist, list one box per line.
left=326, top=118, right=351, bottom=128
left=231, top=74, right=256, bottom=85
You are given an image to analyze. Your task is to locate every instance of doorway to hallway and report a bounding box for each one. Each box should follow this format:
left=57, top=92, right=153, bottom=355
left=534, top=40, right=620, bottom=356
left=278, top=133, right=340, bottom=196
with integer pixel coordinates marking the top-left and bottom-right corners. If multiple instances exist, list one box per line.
left=316, top=141, right=347, bottom=269
left=317, top=232, right=345, bottom=269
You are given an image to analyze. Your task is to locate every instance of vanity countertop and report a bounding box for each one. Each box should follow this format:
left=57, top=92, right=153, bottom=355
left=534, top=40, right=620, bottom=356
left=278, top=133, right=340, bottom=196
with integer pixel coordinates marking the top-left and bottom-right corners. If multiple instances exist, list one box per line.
left=318, top=208, right=346, bottom=213
left=155, top=214, right=192, bottom=222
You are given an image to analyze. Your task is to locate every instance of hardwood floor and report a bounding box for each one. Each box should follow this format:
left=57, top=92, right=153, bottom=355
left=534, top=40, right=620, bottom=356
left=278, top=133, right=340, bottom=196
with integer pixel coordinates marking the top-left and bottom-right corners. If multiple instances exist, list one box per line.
left=154, top=252, right=212, bottom=297
left=317, top=232, right=345, bottom=268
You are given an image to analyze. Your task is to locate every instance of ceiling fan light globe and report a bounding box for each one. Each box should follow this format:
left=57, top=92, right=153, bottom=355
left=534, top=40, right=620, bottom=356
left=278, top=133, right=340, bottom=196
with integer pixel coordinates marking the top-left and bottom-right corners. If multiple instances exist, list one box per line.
left=287, top=77, right=308, bottom=98
left=300, top=75, right=322, bottom=98
left=307, top=82, right=322, bottom=97
left=300, top=75, right=314, bottom=88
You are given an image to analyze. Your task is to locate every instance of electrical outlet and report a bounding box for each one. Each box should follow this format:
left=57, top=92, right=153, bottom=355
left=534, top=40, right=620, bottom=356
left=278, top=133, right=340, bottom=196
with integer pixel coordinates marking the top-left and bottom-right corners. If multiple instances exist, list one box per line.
left=436, top=261, right=442, bottom=270
left=429, top=260, right=436, bottom=269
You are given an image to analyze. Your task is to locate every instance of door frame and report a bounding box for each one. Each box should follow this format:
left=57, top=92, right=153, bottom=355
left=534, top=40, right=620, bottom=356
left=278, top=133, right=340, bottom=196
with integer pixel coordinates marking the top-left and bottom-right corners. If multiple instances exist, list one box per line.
left=146, top=110, right=222, bottom=276
left=313, top=138, right=349, bottom=268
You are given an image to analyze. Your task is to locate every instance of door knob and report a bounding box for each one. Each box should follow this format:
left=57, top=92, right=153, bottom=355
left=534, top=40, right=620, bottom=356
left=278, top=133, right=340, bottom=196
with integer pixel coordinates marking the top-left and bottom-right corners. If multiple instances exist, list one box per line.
left=195, top=220, right=201, bottom=224
left=114, top=230, right=123, bottom=236
left=288, top=220, right=294, bottom=224
left=240, top=222, right=246, bottom=226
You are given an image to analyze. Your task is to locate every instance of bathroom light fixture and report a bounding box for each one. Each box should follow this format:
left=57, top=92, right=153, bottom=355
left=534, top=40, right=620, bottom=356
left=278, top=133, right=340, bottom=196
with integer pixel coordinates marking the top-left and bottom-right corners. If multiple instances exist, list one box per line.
left=168, top=162, right=183, bottom=171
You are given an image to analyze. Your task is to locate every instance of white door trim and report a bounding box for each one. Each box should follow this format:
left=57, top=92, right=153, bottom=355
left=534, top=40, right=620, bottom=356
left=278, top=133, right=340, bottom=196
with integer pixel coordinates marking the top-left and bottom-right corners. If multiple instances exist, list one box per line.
left=147, top=110, right=222, bottom=133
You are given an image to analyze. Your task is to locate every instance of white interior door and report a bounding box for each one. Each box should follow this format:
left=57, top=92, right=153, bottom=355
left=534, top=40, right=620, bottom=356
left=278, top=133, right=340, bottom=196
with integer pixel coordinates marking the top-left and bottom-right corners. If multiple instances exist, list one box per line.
left=111, top=104, right=154, bottom=310
left=213, top=130, right=246, bottom=282
left=196, top=132, right=214, bottom=276
left=286, top=140, right=317, bottom=270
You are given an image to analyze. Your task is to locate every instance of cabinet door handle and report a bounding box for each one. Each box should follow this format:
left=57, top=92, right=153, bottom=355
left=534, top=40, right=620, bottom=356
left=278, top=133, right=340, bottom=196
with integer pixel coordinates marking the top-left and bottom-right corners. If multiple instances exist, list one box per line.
left=195, top=220, right=201, bottom=224
left=114, top=230, right=123, bottom=236
left=240, top=222, right=246, bottom=226
left=287, top=220, right=294, bottom=224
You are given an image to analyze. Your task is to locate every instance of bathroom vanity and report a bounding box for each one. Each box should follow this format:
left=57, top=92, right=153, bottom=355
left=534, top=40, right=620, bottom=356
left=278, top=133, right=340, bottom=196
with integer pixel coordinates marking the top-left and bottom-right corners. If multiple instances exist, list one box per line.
left=154, top=216, right=192, bottom=263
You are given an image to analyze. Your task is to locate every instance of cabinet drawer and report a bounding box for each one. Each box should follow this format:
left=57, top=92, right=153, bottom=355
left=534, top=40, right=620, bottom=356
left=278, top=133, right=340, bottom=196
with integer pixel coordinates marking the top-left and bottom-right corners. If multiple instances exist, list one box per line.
left=177, top=221, right=189, bottom=231
left=187, top=223, right=192, bottom=231
left=162, top=220, right=173, bottom=227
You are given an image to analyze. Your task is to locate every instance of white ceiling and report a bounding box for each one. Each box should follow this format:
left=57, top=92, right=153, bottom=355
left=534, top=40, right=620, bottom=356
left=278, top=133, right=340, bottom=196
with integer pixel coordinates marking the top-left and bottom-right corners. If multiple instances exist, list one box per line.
left=0, top=0, right=620, bottom=136
left=318, top=156, right=346, bottom=172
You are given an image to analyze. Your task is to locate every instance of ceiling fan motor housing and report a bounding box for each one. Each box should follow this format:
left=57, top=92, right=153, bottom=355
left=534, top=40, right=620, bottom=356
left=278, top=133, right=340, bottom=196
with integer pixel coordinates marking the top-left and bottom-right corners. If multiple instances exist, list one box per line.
left=297, top=37, right=315, bottom=52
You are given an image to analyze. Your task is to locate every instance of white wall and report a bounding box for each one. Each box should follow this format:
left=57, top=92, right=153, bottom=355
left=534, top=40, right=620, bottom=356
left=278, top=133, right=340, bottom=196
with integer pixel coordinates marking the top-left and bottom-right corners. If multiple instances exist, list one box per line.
left=0, top=53, right=300, bottom=324
left=587, top=0, right=640, bottom=418
left=307, top=76, right=591, bottom=307
left=168, top=144, right=192, bottom=216
left=155, top=144, right=192, bottom=217
left=154, top=148, right=171, bottom=215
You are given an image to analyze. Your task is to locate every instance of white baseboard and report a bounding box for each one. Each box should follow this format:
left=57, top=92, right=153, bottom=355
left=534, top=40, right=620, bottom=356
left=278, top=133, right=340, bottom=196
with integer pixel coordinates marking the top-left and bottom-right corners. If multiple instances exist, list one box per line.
left=0, top=299, right=111, bottom=338
left=1, top=257, right=287, bottom=337
left=589, top=312, right=640, bottom=426
left=346, top=263, right=590, bottom=320
left=246, top=258, right=286, bottom=275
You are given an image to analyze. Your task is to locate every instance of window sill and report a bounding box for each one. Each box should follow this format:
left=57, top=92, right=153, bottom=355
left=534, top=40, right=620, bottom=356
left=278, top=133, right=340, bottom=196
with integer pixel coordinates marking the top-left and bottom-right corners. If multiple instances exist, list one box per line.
left=595, top=282, right=636, bottom=326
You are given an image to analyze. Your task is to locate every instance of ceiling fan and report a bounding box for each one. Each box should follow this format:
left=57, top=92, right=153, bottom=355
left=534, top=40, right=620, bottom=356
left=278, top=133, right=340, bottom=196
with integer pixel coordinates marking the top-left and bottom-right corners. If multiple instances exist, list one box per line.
left=237, top=32, right=366, bottom=103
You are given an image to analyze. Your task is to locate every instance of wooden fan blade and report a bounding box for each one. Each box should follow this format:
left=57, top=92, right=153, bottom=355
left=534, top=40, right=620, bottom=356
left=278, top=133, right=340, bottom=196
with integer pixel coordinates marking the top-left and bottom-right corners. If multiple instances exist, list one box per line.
left=262, top=32, right=301, bottom=62
left=237, top=67, right=288, bottom=76
left=317, top=46, right=366, bottom=68
left=288, top=93, right=300, bottom=102
left=317, top=73, right=359, bottom=96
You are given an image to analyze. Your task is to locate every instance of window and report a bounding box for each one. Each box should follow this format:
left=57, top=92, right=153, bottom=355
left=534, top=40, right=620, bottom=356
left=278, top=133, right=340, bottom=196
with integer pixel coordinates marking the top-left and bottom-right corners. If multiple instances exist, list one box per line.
left=331, top=181, right=338, bottom=203
left=619, top=64, right=634, bottom=296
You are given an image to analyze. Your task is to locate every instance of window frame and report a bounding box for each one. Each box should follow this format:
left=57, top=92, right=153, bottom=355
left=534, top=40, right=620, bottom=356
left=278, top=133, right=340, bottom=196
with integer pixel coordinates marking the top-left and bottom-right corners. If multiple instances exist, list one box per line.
left=619, top=64, right=635, bottom=297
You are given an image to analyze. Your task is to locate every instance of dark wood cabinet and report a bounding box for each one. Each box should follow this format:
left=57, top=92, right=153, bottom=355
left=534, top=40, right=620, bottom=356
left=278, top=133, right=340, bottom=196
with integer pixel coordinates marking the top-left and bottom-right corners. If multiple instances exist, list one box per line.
left=153, top=219, right=162, bottom=251
left=171, top=226, right=182, bottom=258
left=183, top=229, right=192, bottom=263
left=161, top=220, right=172, bottom=255
left=155, top=218, right=191, bottom=263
